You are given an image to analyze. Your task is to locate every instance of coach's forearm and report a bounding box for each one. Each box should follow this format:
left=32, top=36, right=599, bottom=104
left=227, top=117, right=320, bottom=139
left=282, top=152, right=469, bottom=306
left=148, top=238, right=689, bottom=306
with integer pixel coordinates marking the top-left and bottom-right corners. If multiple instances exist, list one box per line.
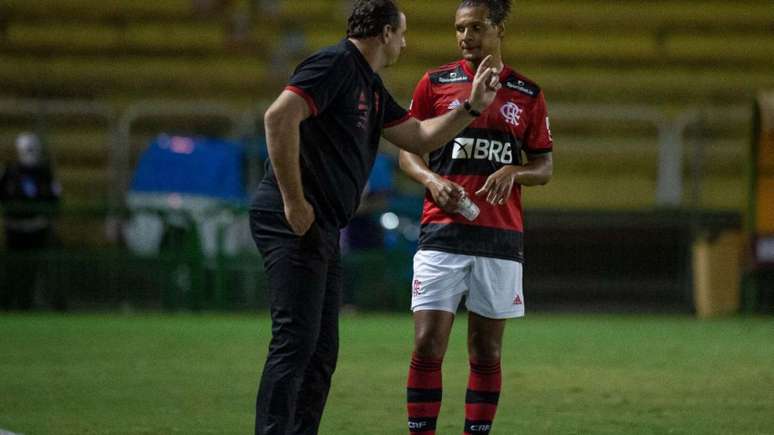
left=415, top=105, right=479, bottom=154
left=264, top=108, right=305, bottom=204
left=386, top=106, right=478, bottom=155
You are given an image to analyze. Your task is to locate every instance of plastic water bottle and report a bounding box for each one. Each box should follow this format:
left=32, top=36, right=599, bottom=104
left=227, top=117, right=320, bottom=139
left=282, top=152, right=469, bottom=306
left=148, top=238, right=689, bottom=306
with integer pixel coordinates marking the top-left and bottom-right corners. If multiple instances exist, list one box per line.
left=457, top=195, right=480, bottom=221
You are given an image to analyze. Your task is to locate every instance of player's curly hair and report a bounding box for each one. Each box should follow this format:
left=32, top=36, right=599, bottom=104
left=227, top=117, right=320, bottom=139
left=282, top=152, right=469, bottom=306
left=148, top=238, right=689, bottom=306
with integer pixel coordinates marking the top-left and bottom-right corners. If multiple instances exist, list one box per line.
left=458, top=0, right=512, bottom=25
left=347, top=0, right=402, bottom=39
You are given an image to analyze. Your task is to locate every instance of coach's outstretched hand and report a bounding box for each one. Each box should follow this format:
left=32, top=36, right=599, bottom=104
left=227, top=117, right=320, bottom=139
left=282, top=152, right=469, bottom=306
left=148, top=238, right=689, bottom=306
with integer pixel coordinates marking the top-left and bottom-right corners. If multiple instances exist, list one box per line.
left=468, top=55, right=502, bottom=113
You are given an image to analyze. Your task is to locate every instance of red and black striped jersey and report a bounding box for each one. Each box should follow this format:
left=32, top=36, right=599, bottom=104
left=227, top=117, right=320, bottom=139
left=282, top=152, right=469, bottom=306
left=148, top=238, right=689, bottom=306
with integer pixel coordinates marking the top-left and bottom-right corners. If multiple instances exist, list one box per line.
left=410, top=60, right=553, bottom=262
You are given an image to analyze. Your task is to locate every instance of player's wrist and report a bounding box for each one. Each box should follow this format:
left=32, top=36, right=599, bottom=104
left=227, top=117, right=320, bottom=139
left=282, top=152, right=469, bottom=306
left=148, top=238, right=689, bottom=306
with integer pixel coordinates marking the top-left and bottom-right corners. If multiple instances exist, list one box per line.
left=504, top=166, right=522, bottom=183
left=421, top=172, right=442, bottom=189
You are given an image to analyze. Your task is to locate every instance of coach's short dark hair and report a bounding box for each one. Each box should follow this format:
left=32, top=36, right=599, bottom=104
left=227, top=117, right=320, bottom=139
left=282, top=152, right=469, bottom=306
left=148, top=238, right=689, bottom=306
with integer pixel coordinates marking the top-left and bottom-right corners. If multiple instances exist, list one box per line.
left=458, top=0, right=512, bottom=25
left=347, top=0, right=401, bottom=39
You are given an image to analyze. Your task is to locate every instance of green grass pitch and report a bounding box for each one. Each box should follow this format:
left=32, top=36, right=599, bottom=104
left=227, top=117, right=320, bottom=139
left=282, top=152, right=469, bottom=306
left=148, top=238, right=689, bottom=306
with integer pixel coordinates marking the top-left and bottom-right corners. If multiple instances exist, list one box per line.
left=1, top=313, right=773, bottom=434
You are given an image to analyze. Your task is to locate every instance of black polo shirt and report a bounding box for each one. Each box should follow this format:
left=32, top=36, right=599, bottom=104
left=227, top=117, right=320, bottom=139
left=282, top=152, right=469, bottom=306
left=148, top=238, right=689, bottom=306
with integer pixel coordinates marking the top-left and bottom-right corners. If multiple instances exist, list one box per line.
left=252, top=39, right=411, bottom=231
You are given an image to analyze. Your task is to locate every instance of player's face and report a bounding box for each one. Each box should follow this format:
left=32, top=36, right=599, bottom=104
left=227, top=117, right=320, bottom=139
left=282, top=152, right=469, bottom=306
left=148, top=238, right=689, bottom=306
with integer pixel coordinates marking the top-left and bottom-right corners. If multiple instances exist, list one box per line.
left=455, top=6, right=502, bottom=64
left=384, top=12, right=407, bottom=67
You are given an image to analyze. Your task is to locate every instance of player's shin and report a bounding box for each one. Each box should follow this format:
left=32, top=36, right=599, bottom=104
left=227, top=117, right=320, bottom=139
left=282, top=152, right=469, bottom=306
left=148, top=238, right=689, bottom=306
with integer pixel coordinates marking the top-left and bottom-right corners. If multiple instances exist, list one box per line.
left=463, top=359, right=501, bottom=435
left=407, top=352, right=443, bottom=434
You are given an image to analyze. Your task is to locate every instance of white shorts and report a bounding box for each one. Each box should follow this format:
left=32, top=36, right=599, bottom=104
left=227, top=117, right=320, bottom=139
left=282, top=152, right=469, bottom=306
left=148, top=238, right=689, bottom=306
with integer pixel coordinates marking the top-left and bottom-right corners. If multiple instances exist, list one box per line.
left=410, top=250, right=525, bottom=319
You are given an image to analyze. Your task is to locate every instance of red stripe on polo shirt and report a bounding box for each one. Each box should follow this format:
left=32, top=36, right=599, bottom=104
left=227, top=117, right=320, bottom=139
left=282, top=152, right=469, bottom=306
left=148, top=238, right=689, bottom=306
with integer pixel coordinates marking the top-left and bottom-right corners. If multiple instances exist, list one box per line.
left=285, top=85, right=318, bottom=117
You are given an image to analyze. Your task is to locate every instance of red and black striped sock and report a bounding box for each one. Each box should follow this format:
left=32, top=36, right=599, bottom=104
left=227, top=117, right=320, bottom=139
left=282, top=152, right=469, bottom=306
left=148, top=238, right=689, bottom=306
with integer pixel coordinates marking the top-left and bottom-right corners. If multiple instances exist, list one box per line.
left=463, top=359, right=501, bottom=435
left=407, top=352, right=443, bottom=434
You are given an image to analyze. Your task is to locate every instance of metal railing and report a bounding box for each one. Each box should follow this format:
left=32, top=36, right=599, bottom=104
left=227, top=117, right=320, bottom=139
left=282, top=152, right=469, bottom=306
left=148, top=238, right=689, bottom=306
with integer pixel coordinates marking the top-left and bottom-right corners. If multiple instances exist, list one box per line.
left=1, top=97, right=753, bottom=210
left=0, top=98, right=755, bottom=311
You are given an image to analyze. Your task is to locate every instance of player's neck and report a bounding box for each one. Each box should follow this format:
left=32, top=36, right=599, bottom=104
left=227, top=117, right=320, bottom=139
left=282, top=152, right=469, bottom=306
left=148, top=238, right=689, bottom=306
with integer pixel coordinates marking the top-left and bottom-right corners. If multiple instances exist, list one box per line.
left=466, top=55, right=504, bottom=73
left=348, top=38, right=386, bottom=73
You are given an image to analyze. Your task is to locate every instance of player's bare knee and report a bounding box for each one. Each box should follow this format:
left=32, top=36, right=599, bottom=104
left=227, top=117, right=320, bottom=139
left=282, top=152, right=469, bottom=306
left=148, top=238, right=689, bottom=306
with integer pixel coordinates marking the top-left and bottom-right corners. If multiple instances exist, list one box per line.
left=468, top=336, right=502, bottom=362
left=413, top=332, right=447, bottom=360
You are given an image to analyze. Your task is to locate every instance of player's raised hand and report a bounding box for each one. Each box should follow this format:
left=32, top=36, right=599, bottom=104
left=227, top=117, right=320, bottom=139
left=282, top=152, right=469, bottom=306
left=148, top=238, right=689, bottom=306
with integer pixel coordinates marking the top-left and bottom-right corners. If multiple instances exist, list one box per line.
left=468, top=55, right=502, bottom=113
left=284, top=197, right=315, bottom=235
left=426, top=175, right=464, bottom=213
left=475, top=166, right=517, bottom=205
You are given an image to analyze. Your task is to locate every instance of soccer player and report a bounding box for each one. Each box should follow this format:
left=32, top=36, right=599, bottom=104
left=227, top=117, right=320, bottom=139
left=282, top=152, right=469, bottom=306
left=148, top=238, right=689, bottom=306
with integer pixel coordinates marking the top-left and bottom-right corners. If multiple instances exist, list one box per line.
left=249, top=0, right=502, bottom=433
left=400, top=1, right=553, bottom=434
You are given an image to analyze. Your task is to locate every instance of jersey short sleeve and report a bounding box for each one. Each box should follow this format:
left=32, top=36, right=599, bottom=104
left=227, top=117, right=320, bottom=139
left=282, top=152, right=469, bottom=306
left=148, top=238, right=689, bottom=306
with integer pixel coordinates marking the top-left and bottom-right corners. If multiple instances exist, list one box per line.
left=286, top=51, right=352, bottom=117
left=524, top=91, right=553, bottom=155
left=383, top=87, right=411, bottom=128
left=408, top=73, right=434, bottom=121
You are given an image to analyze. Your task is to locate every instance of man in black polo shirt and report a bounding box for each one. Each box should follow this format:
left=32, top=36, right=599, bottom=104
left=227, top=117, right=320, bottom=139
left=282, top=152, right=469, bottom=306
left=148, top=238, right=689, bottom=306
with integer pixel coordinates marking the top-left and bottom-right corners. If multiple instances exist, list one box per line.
left=250, top=1, right=501, bottom=433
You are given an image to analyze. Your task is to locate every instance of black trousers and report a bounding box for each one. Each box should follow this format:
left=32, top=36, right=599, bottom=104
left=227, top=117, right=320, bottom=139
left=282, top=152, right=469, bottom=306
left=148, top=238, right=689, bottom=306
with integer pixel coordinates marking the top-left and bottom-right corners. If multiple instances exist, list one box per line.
left=250, top=211, right=342, bottom=435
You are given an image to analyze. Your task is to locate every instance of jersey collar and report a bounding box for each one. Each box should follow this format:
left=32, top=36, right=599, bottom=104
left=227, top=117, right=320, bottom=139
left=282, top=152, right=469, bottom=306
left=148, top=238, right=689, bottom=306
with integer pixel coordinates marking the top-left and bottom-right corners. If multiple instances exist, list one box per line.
left=460, top=59, right=511, bottom=82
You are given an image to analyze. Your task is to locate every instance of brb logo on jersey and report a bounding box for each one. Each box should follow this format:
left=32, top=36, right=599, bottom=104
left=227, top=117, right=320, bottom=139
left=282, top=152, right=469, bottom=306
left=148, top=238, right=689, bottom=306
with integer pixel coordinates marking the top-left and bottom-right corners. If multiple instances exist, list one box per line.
left=500, top=102, right=522, bottom=126
left=452, top=137, right=514, bottom=164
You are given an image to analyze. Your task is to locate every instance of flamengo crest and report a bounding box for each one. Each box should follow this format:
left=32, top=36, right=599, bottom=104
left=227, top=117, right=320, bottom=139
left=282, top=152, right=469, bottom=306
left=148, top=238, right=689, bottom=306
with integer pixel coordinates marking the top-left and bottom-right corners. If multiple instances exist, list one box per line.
left=412, top=279, right=423, bottom=296
left=500, top=102, right=522, bottom=126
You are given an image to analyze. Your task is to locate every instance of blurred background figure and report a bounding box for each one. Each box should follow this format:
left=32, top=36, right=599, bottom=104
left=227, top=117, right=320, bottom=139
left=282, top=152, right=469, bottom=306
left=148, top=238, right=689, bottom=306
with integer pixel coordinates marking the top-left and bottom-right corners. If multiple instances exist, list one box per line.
left=0, top=132, right=63, bottom=311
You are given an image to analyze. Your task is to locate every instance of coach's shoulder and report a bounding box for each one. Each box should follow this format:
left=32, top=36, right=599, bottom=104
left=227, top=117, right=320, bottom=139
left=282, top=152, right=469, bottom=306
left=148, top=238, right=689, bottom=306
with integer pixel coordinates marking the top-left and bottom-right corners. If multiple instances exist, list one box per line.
left=295, top=49, right=335, bottom=72
left=502, top=70, right=542, bottom=98
left=292, top=44, right=355, bottom=80
left=311, top=43, right=350, bottom=64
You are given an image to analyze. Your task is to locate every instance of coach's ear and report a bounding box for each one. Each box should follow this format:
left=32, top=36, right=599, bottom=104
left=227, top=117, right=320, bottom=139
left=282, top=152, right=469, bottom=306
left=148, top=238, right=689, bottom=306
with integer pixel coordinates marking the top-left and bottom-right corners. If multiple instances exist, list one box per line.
left=498, top=23, right=505, bottom=39
left=381, top=24, right=393, bottom=43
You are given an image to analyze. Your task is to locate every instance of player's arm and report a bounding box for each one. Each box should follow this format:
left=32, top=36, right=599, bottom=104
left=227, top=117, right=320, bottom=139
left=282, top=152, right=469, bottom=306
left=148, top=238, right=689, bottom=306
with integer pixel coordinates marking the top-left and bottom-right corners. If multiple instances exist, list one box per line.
left=399, top=151, right=463, bottom=213
left=475, top=153, right=553, bottom=205
left=384, top=55, right=500, bottom=155
left=263, top=90, right=314, bottom=235
left=477, top=90, right=554, bottom=205
left=515, top=153, right=553, bottom=186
